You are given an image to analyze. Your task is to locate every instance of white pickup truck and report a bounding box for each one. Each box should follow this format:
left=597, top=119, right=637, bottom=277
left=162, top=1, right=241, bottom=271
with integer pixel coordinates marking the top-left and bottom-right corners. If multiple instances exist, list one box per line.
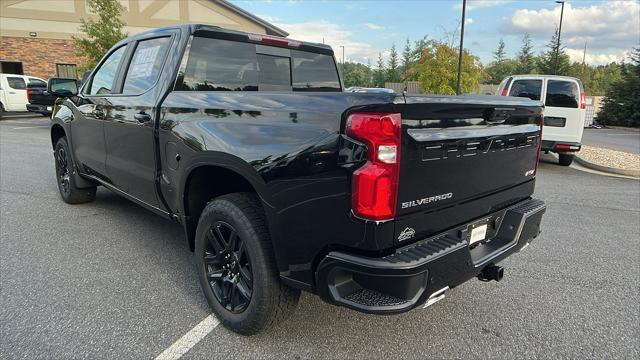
left=0, top=73, right=48, bottom=118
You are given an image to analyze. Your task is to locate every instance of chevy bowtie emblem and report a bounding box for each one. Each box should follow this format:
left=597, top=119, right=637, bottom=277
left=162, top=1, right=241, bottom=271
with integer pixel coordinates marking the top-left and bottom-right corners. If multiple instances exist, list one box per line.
left=398, top=227, right=416, bottom=241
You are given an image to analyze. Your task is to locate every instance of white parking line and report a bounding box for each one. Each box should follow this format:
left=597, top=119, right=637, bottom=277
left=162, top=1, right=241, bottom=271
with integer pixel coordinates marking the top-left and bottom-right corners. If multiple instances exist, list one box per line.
left=11, top=126, right=49, bottom=130
left=154, top=314, right=220, bottom=360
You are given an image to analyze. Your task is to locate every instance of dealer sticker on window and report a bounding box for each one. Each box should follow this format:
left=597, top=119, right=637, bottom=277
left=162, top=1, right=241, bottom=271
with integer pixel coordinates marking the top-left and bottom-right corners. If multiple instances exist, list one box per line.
left=469, top=224, right=488, bottom=245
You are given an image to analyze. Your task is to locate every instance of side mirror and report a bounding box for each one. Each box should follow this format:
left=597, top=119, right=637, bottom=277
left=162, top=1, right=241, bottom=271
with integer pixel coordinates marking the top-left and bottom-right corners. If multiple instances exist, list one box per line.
left=47, top=77, right=78, bottom=97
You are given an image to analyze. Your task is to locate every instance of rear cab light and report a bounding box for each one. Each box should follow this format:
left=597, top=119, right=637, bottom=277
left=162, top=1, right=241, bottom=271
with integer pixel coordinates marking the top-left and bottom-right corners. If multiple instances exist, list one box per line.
left=346, top=112, right=402, bottom=221
left=247, top=33, right=301, bottom=48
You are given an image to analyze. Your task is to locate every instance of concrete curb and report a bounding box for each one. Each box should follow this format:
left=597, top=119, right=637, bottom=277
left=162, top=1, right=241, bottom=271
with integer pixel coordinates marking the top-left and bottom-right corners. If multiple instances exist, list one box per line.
left=574, top=155, right=640, bottom=178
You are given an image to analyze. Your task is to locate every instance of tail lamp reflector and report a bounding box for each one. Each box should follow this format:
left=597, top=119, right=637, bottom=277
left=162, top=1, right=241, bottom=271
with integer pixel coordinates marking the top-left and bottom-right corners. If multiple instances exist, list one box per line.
left=346, top=112, right=402, bottom=220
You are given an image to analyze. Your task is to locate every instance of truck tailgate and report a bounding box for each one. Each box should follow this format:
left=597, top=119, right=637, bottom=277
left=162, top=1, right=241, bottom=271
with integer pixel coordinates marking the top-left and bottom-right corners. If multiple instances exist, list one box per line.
left=396, top=95, right=543, bottom=230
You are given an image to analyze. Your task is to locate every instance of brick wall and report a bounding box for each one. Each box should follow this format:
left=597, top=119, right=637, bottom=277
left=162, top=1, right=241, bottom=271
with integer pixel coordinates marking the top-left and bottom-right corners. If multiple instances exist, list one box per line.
left=0, top=37, right=85, bottom=80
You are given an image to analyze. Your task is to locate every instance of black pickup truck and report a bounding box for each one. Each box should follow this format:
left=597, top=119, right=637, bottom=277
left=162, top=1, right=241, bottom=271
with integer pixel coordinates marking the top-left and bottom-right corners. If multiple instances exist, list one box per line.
left=47, top=24, right=546, bottom=335
left=26, top=82, right=57, bottom=116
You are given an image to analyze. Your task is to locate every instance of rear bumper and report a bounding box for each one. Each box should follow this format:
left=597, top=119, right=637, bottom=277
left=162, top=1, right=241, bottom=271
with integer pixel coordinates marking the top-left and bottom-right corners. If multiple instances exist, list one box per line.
left=26, top=104, right=52, bottom=114
left=541, top=140, right=581, bottom=153
left=315, top=198, right=546, bottom=314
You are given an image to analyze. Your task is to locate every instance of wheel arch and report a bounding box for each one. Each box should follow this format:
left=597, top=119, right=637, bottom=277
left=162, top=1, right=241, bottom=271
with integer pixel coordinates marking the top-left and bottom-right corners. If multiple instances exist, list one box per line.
left=51, top=123, right=66, bottom=149
left=179, top=154, right=281, bottom=258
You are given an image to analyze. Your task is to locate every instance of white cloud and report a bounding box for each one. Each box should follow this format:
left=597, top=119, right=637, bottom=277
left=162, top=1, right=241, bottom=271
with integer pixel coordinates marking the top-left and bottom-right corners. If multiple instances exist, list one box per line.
left=565, top=48, right=632, bottom=66
left=454, top=0, right=512, bottom=11
left=364, top=23, right=384, bottom=30
left=465, top=18, right=474, bottom=25
left=503, top=1, right=639, bottom=64
left=277, top=20, right=380, bottom=63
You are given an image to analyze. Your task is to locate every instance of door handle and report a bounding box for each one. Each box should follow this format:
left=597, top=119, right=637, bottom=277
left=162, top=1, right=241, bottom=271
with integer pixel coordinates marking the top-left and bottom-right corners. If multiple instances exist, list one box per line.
left=134, top=112, right=151, bottom=123
left=92, top=108, right=105, bottom=119
left=9, top=92, right=16, bottom=94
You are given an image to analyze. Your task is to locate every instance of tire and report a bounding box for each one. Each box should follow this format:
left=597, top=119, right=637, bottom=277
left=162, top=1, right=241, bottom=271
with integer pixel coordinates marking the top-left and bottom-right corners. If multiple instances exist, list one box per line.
left=558, top=153, right=575, bottom=166
left=195, top=192, right=300, bottom=335
left=54, top=137, right=97, bottom=204
left=0, top=103, right=4, bottom=120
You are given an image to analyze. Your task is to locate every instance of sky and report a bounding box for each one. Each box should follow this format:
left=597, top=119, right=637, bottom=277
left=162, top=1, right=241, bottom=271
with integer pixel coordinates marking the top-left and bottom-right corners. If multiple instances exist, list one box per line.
left=230, top=0, right=640, bottom=66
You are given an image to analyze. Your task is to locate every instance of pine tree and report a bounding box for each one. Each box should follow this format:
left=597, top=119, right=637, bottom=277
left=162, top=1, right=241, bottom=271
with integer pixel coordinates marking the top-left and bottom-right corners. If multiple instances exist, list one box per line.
left=493, top=39, right=507, bottom=64
left=402, top=38, right=412, bottom=78
left=374, top=52, right=386, bottom=87
left=515, top=33, right=536, bottom=74
left=537, top=27, right=570, bottom=75
left=598, top=48, right=640, bottom=127
left=387, top=43, right=401, bottom=82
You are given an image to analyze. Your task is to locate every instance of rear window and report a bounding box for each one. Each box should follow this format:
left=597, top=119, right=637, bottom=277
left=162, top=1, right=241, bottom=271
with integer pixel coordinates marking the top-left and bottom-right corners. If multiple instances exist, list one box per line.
left=176, top=37, right=340, bottom=92
left=28, top=78, right=46, bottom=87
left=545, top=80, right=579, bottom=108
left=7, top=77, right=26, bottom=90
left=508, top=79, right=542, bottom=100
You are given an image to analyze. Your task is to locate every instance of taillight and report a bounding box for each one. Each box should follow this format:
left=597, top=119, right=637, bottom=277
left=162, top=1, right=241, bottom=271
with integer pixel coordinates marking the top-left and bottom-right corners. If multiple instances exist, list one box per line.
left=346, top=112, right=401, bottom=220
left=500, top=77, right=513, bottom=96
left=534, top=116, right=543, bottom=175
left=247, top=33, right=301, bottom=48
left=26, top=88, right=31, bottom=102
left=579, top=92, right=586, bottom=109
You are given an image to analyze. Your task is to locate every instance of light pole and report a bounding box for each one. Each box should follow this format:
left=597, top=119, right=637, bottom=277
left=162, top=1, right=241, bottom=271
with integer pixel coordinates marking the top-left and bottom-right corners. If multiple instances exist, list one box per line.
left=340, top=45, right=345, bottom=65
left=553, top=0, right=565, bottom=75
left=455, top=0, right=466, bottom=95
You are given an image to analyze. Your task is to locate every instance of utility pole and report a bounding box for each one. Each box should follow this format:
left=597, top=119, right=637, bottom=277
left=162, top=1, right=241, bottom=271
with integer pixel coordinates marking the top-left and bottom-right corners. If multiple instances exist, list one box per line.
left=553, top=0, right=565, bottom=75
left=340, top=45, right=345, bottom=65
left=456, top=0, right=466, bottom=95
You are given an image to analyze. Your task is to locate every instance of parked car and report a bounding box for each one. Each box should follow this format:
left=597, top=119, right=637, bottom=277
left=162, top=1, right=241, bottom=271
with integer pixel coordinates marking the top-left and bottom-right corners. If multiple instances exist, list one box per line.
left=48, top=24, right=546, bottom=335
left=497, top=75, right=586, bottom=166
left=27, top=81, right=59, bottom=117
left=0, top=73, right=47, bottom=118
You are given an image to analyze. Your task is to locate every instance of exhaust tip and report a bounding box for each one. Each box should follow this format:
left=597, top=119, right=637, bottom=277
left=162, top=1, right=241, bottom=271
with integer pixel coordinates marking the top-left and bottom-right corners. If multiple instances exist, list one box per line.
left=478, top=264, right=504, bottom=282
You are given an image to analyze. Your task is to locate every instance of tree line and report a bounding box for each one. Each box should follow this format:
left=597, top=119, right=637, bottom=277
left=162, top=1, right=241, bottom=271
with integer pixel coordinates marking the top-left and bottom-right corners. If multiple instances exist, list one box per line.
left=340, top=29, right=630, bottom=97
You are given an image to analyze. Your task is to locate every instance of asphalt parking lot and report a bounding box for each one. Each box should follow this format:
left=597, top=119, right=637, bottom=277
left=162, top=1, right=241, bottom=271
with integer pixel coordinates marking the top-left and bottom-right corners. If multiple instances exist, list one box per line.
left=582, top=128, right=640, bottom=154
left=1, top=115, right=639, bottom=359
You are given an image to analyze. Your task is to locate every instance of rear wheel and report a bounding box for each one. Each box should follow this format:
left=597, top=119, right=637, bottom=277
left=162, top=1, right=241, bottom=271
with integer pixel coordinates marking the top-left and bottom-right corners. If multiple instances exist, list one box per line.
left=54, top=137, right=97, bottom=204
left=0, top=103, right=5, bottom=119
left=195, top=193, right=300, bottom=335
left=558, top=153, right=574, bottom=166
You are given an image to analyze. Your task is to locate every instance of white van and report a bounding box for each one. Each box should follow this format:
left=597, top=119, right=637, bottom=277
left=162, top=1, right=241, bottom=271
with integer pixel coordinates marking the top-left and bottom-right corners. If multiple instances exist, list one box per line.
left=0, top=73, right=47, bottom=118
left=497, top=75, right=586, bottom=166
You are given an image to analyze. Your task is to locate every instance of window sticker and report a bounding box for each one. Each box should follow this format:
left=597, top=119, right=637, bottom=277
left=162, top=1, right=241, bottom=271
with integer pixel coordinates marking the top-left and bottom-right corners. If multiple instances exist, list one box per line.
left=129, top=45, right=161, bottom=79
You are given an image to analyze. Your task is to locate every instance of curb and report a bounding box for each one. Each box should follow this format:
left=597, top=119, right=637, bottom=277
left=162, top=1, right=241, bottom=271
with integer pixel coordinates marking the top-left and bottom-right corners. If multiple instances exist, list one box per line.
left=574, top=156, right=640, bottom=178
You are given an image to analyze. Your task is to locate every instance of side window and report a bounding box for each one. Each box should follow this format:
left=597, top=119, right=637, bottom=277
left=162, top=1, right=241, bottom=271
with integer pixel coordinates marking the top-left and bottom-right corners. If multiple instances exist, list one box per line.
left=292, top=50, right=340, bottom=92
left=28, top=78, right=47, bottom=87
left=122, top=37, right=171, bottom=94
left=546, top=80, right=579, bottom=108
left=7, top=77, right=26, bottom=90
left=88, top=46, right=127, bottom=95
left=176, top=37, right=258, bottom=91
left=508, top=79, right=542, bottom=100
left=257, top=54, right=291, bottom=91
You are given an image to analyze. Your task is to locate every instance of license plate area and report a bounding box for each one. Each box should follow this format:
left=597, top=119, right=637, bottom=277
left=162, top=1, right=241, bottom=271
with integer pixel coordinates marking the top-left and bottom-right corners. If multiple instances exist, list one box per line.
left=464, top=216, right=499, bottom=248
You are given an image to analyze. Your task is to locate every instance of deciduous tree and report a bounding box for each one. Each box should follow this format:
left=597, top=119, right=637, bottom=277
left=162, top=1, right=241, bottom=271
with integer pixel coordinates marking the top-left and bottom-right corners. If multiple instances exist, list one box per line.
left=73, top=0, right=127, bottom=73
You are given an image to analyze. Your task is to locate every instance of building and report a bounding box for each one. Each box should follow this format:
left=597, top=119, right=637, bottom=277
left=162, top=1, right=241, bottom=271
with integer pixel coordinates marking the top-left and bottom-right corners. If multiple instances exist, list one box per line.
left=0, top=0, right=287, bottom=80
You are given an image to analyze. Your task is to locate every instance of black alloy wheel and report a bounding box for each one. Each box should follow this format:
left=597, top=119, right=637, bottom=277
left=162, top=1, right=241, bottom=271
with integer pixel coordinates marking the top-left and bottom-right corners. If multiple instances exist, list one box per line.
left=55, top=146, right=71, bottom=196
left=203, top=221, right=253, bottom=313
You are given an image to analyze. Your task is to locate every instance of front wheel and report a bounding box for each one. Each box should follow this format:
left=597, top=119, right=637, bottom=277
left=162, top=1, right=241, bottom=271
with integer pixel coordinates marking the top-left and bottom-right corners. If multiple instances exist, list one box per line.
left=558, top=153, right=575, bottom=166
left=54, top=137, right=97, bottom=204
left=195, top=193, right=300, bottom=335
